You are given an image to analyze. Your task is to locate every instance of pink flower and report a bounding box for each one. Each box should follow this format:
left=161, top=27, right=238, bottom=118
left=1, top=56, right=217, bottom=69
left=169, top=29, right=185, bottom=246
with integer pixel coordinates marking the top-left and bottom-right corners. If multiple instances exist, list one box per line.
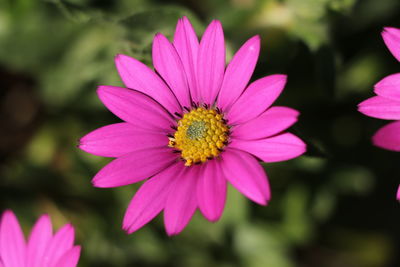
left=0, top=210, right=81, bottom=267
left=358, top=27, right=400, bottom=200
left=79, top=17, right=306, bottom=235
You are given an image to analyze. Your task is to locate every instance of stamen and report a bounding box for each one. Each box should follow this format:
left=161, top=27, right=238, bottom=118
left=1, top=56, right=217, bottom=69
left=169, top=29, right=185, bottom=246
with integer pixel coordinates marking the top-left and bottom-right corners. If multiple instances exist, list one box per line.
left=168, top=107, right=230, bottom=166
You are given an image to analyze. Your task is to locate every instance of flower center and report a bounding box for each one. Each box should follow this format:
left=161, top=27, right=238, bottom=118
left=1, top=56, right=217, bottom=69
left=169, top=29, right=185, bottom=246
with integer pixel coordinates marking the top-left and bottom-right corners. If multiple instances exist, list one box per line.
left=168, top=107, right=229, bottom=166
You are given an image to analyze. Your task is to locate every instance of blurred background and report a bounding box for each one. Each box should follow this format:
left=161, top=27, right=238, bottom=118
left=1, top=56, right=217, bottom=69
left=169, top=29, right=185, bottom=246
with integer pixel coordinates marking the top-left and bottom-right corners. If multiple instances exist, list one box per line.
left=1, top=0, right=400, bottom=266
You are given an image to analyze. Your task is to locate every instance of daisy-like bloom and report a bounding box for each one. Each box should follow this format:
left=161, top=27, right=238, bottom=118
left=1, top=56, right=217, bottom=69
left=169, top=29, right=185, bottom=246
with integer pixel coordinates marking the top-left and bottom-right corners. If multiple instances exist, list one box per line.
left=79, top=17, right=306, bottom=235
left=358, top=27, right=400, bottom=200
left=0, top=210, right=81, bottom=267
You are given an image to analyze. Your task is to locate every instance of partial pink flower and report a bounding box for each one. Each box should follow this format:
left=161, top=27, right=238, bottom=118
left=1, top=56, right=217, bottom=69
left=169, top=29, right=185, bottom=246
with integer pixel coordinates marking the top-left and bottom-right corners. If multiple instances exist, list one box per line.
left=0, top=210, right=81, bottom=267
left=358, top=27, right=400, bottom=200
left=79, top=17, right=306, bottom=235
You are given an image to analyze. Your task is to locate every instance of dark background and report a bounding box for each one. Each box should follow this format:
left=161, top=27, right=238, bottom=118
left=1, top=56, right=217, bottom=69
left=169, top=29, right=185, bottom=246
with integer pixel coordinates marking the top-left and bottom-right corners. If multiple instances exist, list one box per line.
left=1, top=0, right=399, bottom=266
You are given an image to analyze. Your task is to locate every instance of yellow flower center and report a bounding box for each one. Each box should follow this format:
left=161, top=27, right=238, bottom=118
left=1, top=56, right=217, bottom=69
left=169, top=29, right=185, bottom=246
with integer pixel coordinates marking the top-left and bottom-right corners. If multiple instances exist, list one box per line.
left=168, top=107, right=229, bottom=166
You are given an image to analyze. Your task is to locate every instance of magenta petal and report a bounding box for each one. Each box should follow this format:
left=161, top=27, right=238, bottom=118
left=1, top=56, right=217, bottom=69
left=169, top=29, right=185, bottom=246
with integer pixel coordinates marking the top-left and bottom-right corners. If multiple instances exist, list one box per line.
left=164, top=165, right=199, bottom=236
left=54, top=246, right=81, bottom=267
left=115, top=54, right=181, bottom=114
left=230, top=133, right=306, bottom=163
left=358, top=95, right=400, bottom=120
left=372, top=121, right=400, bottom=151
left=153, top=33, right=191, bottom=108
left=27, top=214, right=52, bottom=267
left=197, top=160, right=227, bottom=222
left=232, top=106, right=299, bottom=140
left=0, top=210, right=26, bottom=267
left=173, top=17, right=200, bottom=103
left=217, top=35, right=261, bottom=111
left=41, top=224, right=75, bottom=267
left=197, top=20, right=225, bottom=104
left=92, top=147, right=178, bottom=188
left=79, top=123, right=167, bottom=158
left=397, top=185, right=400, bottom=200
left=123, top=162, right=182, bottom=234
left=374, top=73, right=400, bottom=100
left=382, top=27, right=400, bottom=62
left=227, top=74, right=287, bottom=125
left=97, top=86, right=175, bottom=132
left=220, top=148, right=270, bottom=205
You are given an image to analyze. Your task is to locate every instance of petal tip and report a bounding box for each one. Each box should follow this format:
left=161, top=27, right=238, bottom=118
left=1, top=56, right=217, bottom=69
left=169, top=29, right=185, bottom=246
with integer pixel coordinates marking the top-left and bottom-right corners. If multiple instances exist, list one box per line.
left=165, top=228, right=179, bottom=237
left=277, top=74, right=288, bottom=82
left=204, top=214, right=222, bottom=223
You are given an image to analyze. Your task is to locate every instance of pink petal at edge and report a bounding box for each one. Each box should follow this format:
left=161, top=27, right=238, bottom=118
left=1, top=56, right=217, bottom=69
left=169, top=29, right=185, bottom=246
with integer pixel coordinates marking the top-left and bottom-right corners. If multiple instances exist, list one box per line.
left=217, top=35, right=261, bottom=111
left=40, top=224, right=75, bottom=267
left=54, top=246, right=81, bottom=267
left=92, top=147, right=178, bottom=188
left=97, top=86, right=175, bottom=133
left=197, top=20, right=225, bottom=105
left=374, top=73, right=400, bottom=100
left=79, top=123, right=168, bottom=158
left=232, top=106, right=299, bottom=140
left=220, top=148, right=270, bottom=205
left=358, top=95, right=400, bottom=120
left=227, top=74, right=287, bottom=125
left=372, top=121, right=400, bottom=151
left=382, top=27, right=400, bottom=62
left=164, top=165, right=200, bottom=236
left=0, top=210, right=26, bottom=267
left=115, top=54, right=181, bottom=114
left=173, top=16, right=200, bottom=103
left=123, top=162, right=183, bottom=234
left=230, top=133, right=306, bottom=163
left=397, top=185, right=400, bottom=200
left=27, top=214, right=53, bottom=267
left=153, top=33, right=191, bottom=108
left=197, top=160, right=227, bottom=222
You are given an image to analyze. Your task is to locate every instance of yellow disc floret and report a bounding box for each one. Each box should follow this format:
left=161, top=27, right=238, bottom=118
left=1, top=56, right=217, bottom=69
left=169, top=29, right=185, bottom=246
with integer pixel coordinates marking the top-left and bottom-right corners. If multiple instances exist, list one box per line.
left=168, top=107, right=229, bottom=166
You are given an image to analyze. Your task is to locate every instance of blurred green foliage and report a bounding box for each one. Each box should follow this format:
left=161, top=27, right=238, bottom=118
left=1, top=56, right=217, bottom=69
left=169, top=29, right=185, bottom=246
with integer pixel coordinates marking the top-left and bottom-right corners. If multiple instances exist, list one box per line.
left=1, top=0, right=400, bottom=266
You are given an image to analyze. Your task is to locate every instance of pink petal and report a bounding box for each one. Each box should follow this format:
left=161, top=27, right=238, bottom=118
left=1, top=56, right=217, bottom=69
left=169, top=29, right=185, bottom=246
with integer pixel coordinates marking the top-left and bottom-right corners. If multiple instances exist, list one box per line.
left=40, top=224, right=75, bottom=267
left=220, top=148, right=270, bottom=205
left=54, top=246, right=81, bottom=267
left=173, top=16, right=200, bottom=103
left=358, top=95, right=400, bottom=120
left=115, top=54, right=181, bottom=114
left=397, top=185, right=400, bottom=200
left=374, top=73, right=400, bottom=100
left=232, top=106, right=299, bottom=140
left=79, top=123, right=167, bottom=158
left=97, top=86, right=175, bottom=133
left=372, top=121, right=400, bottom=151
left=382, top=27, right=400, bottom=62
left=153, top=33, right=191, bottom=108
left=0, top=210, right=26, bottom=267
left=164, top=165, right=200, bottom=236
left=230, top=133, right=306, bottom=162
left=227, top=74, right=287, bottom=125
left=197, top=20, right=225, bottom=105
left=123, top=162, right=183, bottom=234
left=92, top=147, right=178, bottom=188
left=197, top=160, right=227, bottom=222
left=217, top=35, right=261, bottom=111
left=27, top=214, right=52, bottom=267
